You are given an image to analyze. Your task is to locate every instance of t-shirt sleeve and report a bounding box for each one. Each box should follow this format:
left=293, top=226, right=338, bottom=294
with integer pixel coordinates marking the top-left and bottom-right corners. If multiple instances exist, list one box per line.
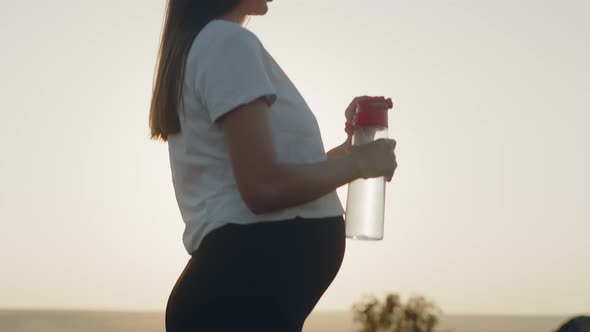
left=195, top=30, right=278, bottom=123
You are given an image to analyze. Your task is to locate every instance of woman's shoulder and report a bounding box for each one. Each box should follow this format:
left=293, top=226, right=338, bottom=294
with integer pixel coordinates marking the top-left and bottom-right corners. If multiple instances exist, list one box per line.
left=196, top=20, right=261, bottom=52
left=189, top=20, right=264, bottom=69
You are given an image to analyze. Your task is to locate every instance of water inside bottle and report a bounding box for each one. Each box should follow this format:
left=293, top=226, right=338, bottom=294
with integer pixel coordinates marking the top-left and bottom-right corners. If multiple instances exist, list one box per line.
left=345, top=176, right=386, bottom=240
left=345, top=126, right=389, bottom=240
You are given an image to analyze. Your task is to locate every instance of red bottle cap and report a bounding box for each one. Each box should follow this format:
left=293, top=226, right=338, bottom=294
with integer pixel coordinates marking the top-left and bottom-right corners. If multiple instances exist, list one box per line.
left=355, top=96, right=393, bottom=128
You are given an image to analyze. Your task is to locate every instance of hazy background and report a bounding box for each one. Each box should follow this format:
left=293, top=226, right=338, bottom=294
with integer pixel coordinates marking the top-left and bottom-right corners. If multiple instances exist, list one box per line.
left=1, top=0, right=588, bottom=316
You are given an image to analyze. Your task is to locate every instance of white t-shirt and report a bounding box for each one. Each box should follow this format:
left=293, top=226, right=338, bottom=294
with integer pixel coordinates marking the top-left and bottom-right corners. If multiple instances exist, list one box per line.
left=167, top=19, right=345, bottom=255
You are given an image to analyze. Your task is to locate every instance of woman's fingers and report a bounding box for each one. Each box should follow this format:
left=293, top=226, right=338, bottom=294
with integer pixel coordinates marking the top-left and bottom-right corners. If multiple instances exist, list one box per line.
left=344, top=95, right=371, bottom=137
left=345, top=95, right=370, bottom=122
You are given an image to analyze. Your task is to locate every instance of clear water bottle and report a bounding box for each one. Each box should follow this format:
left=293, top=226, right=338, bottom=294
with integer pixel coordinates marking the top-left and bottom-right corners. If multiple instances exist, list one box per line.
left=345, top=96, right=394, bottom=240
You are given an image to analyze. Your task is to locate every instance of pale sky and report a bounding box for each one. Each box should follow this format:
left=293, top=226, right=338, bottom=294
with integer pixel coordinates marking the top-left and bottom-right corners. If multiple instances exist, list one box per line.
left=1, top=0, right=588, bottom=316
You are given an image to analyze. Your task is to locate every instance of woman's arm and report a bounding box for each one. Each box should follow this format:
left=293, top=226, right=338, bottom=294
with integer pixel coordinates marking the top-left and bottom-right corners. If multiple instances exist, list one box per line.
left=326, top=142, right=349, bottom=159
left=326, top=136, right=352, bottom=159
left=218, top=97, right=360, bottom=215
left=261, top=153, right=358, bottom=214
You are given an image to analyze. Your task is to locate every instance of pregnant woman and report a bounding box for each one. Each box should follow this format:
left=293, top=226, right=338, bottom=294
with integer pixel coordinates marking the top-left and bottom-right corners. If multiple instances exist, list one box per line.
left=149, top=1, right=397, bottom=331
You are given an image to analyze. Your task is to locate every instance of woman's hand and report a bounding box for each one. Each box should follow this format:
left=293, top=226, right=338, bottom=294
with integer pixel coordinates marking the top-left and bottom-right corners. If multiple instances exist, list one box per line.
left=350, top=138, right=397, bottom=182
left=343, top=95, right=371, bottom=150
left=344, top=95, right=369, bottom=134
left=326, top=96, right=370, bottom=159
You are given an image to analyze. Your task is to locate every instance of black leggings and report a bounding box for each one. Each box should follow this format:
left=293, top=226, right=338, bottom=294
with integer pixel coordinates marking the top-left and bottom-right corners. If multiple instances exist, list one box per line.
left=165, top=215, right=346, bottom=332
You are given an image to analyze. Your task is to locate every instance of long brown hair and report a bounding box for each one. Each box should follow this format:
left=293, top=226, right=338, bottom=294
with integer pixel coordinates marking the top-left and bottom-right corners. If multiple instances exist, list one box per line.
left=149, top=0, right=242, bottom=142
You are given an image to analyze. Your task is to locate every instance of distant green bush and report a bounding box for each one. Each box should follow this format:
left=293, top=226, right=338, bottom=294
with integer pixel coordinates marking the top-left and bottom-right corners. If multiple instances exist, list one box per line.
left=351, top=292, right=442, bottom=332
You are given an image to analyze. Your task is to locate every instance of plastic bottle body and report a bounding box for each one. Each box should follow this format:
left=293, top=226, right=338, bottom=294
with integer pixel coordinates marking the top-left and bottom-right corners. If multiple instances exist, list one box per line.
left=345, top=125, right=389, bottom=240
